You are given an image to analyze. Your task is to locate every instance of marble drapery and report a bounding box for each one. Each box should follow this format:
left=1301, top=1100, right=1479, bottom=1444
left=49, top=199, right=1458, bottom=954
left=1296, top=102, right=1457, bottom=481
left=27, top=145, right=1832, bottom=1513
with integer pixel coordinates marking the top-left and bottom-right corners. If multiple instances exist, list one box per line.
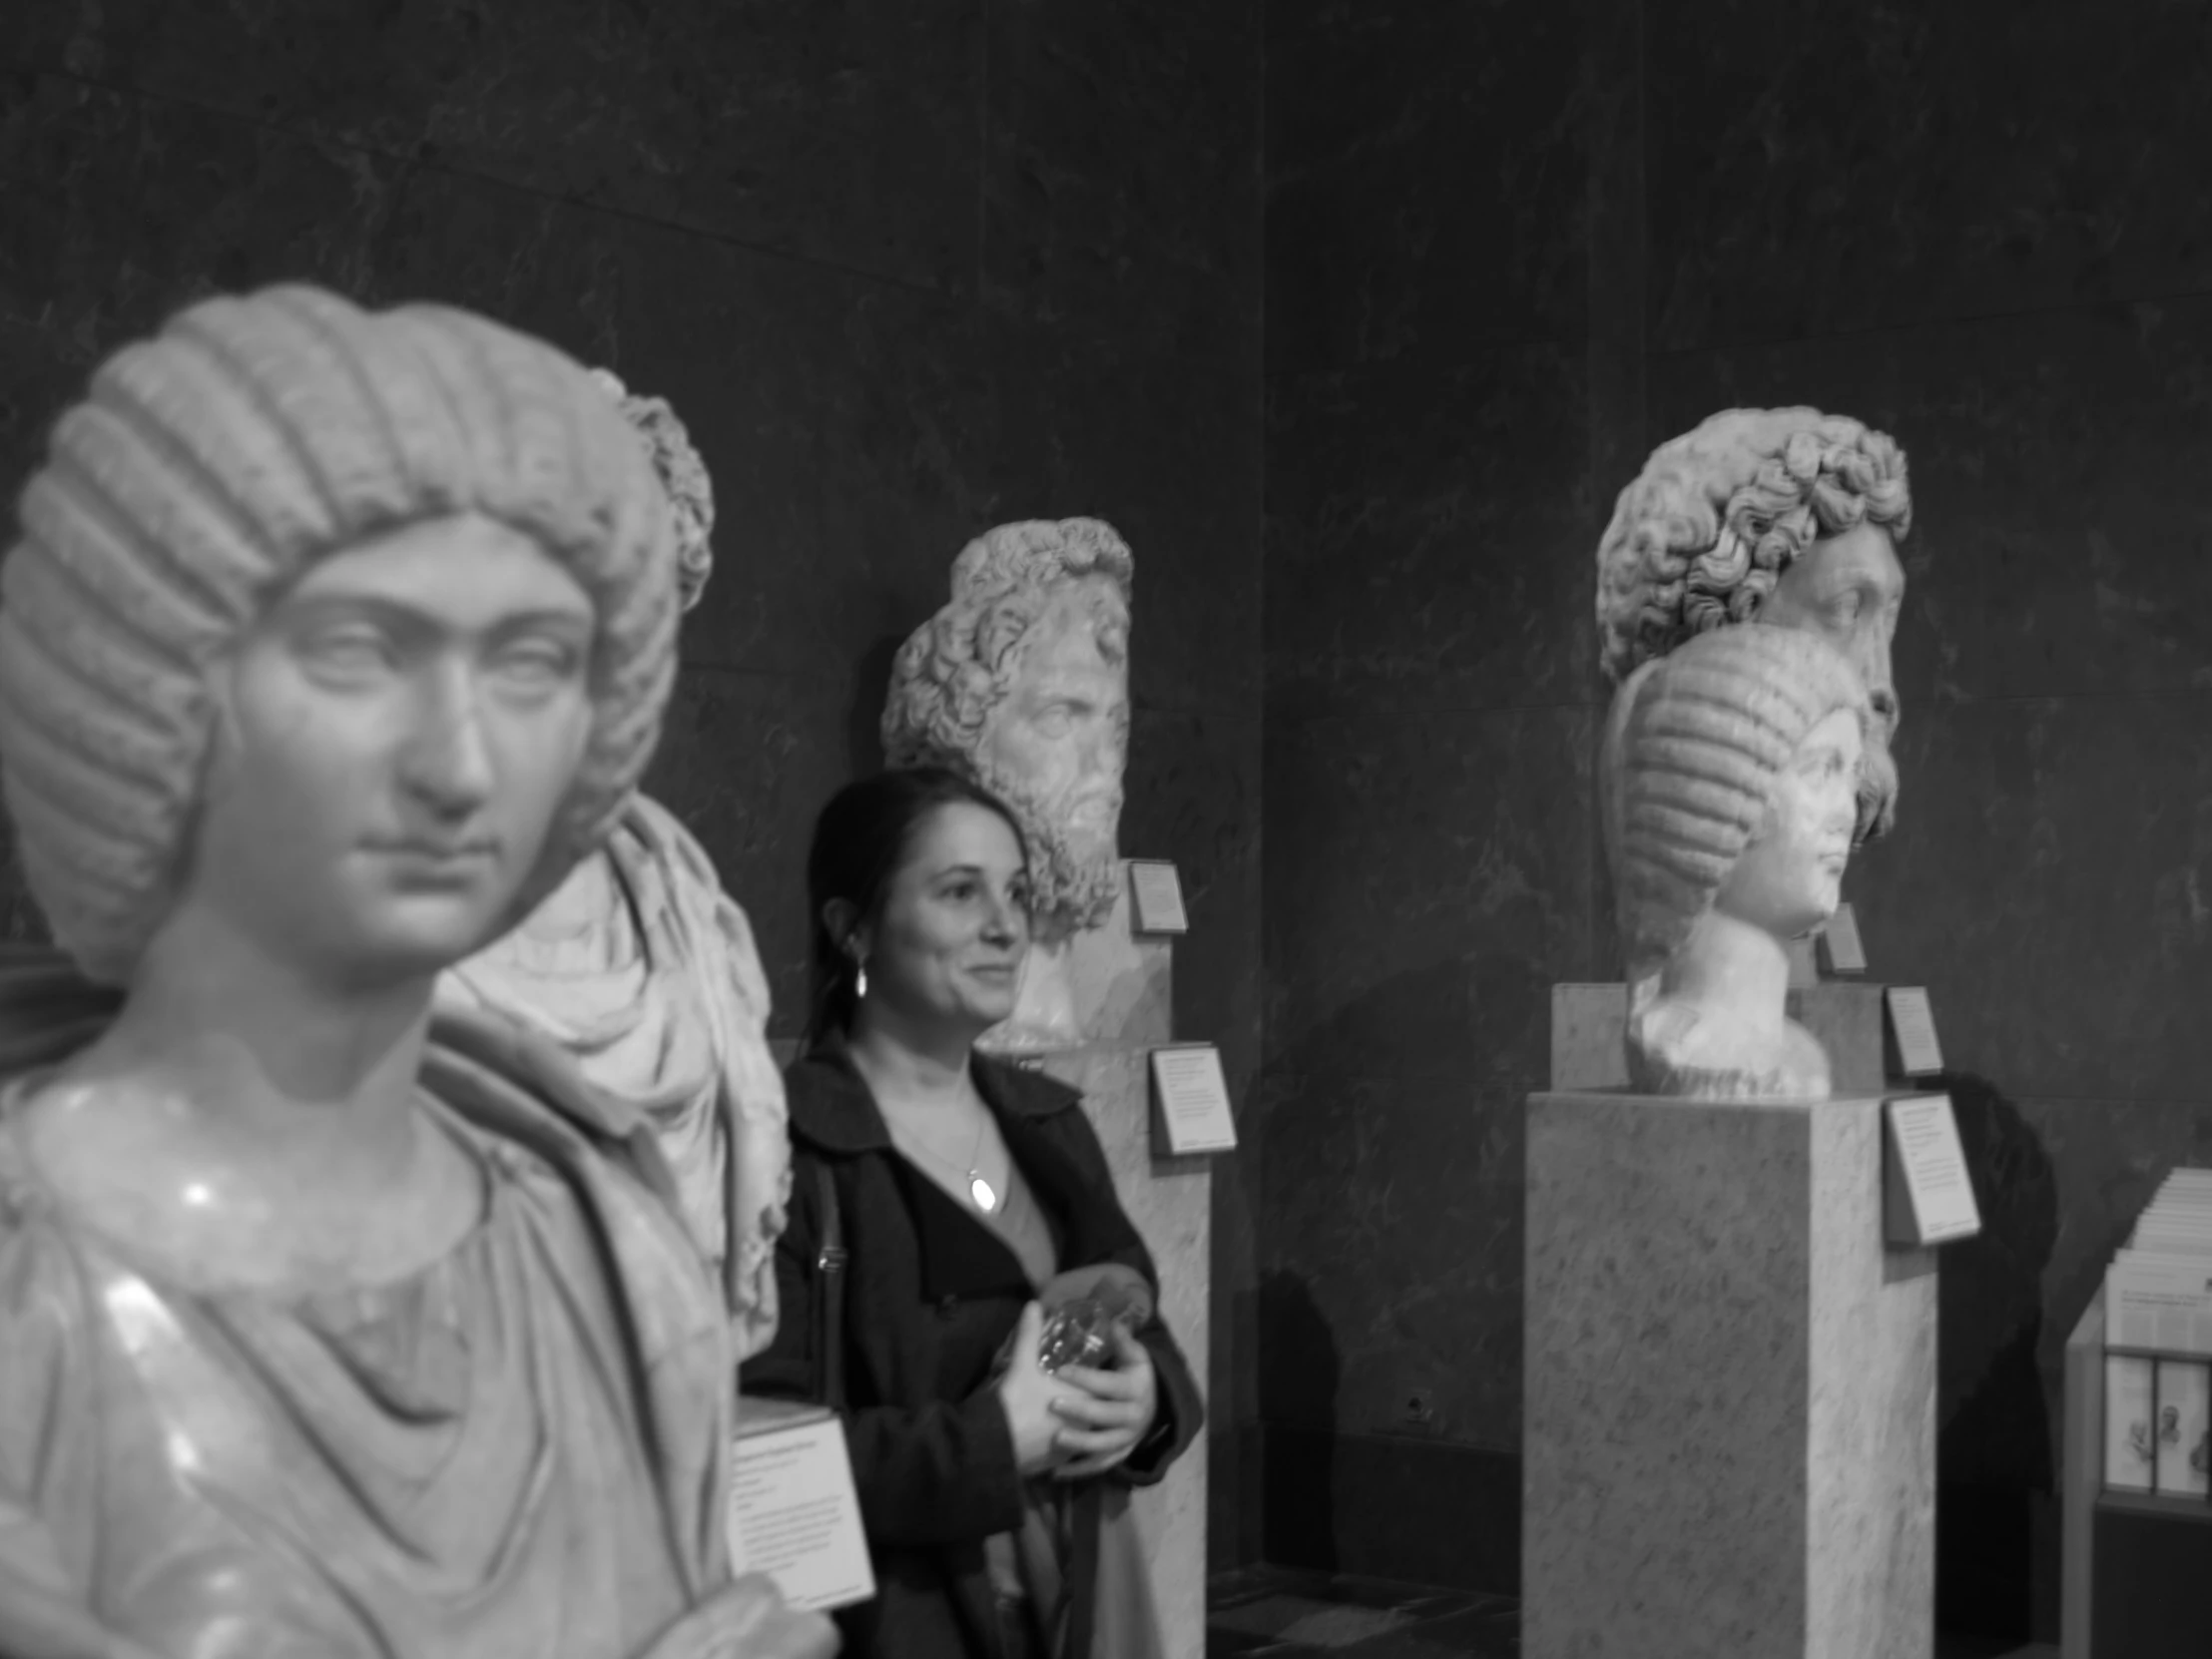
left=441, top=793, right=793, bottom=1361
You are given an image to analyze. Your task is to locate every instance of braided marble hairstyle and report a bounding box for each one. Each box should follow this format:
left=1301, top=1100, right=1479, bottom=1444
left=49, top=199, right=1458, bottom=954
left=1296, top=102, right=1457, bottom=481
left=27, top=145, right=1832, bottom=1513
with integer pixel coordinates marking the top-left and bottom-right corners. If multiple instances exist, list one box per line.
left=0, top=283, right=681, bottom=983
left=1605, top=623, right=1870, bottom=982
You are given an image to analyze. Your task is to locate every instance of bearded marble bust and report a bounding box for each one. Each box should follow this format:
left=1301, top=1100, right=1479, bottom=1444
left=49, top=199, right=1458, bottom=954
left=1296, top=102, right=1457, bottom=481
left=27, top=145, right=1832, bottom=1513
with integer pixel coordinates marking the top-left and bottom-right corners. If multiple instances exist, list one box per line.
left=881, top=518, right=1133, bottom=1048
left=1595, top=407, right=1911, bottom=841
left=1604, top=624, right=1872, bottom=1101
left=439, top=370, right=790, bottom=1365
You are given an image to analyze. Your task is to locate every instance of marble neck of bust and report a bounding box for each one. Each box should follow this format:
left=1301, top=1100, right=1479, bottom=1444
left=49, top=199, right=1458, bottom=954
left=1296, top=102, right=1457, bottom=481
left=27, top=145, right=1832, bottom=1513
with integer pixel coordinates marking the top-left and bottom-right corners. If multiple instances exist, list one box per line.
left=88, top=896, right=435, bottom=1159
left=1653, top=907, right=1794, bottom=1048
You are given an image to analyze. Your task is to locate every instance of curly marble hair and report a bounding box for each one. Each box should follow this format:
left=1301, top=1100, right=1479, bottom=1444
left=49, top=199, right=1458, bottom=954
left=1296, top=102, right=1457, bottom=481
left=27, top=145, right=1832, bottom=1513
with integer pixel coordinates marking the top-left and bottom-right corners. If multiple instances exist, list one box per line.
left=1595, top=407, right=1912, bottom=686
left=592, top=368, right=715, bottom=613
left=882, top=518, right=1133, bottom=767
left=0, top=284, right=680, bottom=984
left=1605, top=624, right=1870, bottom=982
left=880, top=518, right=1133, bottom=931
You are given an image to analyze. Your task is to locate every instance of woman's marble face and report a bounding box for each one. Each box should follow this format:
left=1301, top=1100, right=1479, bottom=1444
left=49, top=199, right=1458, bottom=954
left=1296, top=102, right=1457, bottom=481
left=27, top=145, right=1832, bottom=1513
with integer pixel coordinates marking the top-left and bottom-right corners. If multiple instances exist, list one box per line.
left=1715, top=707, right=1864, bottom=939
left=867, top=801, right=1032, bottom=1035
left=188, top=513, right=597, bottom=987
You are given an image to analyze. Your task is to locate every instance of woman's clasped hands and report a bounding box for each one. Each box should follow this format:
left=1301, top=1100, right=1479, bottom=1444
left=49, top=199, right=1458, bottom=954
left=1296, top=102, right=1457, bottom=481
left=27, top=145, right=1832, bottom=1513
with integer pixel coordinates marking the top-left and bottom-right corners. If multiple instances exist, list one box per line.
left=992, top=1302, right=1159, bottom=1483
left=1046, top=1323, right=1158, bottom=1480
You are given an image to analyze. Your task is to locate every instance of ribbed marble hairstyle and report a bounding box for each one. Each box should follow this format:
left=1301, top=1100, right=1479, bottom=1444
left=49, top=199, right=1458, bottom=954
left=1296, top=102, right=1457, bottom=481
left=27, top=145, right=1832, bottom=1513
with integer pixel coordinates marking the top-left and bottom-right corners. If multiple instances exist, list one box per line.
left=0, top=283, right=682, bottom=986
left=1606, top=624, right=1869, bottom=980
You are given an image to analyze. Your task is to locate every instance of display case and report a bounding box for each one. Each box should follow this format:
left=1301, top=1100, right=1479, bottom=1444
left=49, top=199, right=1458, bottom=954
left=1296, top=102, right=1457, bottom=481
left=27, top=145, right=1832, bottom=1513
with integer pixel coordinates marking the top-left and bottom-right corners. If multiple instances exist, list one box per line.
left=2061, top=1288, right=2212, bottom=1658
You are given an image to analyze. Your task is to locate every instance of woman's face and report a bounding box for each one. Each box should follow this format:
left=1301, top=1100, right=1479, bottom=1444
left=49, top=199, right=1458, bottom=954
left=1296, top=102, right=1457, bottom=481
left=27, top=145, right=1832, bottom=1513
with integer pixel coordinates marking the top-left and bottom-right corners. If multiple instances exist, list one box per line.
left=860, top=802, right=1032, bottom=1037
left=1715, top=707, right=1863, bottom=940
left=187, top=513, right=597, bottom=989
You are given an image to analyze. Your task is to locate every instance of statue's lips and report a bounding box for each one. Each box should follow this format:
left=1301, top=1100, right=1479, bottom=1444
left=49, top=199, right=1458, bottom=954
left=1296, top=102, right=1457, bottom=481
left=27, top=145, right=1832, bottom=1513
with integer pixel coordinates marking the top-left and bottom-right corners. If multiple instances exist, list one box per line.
left=362, top=837, right=499, bottom=881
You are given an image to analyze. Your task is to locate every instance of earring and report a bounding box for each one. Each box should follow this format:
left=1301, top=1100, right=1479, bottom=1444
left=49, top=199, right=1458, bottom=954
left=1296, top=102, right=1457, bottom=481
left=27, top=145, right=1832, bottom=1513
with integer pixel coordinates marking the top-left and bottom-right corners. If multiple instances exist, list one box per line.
left=854, top=958, right=869, bottom=1001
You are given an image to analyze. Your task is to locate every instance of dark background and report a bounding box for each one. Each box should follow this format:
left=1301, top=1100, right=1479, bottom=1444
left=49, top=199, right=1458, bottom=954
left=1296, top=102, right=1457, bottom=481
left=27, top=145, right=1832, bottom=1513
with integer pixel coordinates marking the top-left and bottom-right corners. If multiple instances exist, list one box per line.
left=7, top=0, right=2211, bottom=1645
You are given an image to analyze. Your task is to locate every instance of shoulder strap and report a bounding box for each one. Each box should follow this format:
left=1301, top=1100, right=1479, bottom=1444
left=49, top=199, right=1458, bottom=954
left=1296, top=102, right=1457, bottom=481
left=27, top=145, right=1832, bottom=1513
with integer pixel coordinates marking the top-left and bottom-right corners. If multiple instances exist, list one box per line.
left=813, top=1162, right=847, bottom=1412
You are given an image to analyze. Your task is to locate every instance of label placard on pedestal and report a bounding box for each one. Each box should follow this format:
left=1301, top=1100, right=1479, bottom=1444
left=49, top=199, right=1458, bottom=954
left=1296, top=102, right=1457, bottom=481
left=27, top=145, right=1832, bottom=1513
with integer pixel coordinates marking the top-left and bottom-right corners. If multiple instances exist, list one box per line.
left=1128, top=860, right=1190, bottom=934
left=1883, top=1093, right=1981, bottom=1248
left=729, top=1398, right=876, bottom=1611
left=1819, top=902, right=1868, bottom=975
left=1150, top=1043, right=1237, bottom=1155
left=1885, top=986, right=1944, bottom=1077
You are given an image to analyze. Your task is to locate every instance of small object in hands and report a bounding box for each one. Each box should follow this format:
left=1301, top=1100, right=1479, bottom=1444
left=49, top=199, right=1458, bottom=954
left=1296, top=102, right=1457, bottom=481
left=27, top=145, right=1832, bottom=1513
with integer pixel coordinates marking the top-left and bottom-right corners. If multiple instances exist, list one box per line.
left=1036, top=1296, right=1128, bottom=1376
left=990, top=1262, right=1156, bottom=1384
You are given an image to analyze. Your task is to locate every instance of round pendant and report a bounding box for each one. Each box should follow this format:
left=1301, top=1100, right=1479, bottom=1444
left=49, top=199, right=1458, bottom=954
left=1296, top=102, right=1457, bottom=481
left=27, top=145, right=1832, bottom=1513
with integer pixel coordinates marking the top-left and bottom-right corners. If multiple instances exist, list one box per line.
left=968, top=1173, right=999, bottom=1213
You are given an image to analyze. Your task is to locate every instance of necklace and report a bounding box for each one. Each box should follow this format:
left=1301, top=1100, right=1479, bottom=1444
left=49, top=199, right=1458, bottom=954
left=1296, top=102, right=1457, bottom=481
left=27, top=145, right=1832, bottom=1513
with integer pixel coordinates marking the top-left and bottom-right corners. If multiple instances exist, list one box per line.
left=895, top=1113, right=999, bottom=1213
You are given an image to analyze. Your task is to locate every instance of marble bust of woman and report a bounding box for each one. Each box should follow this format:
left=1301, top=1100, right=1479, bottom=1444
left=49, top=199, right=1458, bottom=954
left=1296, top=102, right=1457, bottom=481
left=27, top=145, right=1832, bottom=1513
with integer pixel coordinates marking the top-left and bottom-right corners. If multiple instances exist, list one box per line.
left=1603, top=624, right=1872, bottom=1101
left=439, top=371, right=791, bottom=1364
left=0, top=286, right=830, bottom=1658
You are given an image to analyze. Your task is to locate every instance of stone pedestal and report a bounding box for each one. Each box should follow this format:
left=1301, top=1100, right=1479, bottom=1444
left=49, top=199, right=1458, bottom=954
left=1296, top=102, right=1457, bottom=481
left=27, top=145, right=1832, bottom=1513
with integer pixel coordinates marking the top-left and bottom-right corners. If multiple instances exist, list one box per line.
left=1523, top=1089, right=1936, bottom=1659
left=1000, top=864, right=1208, bottom=1659
left=1041, top=1046, right=1210, bottom=1659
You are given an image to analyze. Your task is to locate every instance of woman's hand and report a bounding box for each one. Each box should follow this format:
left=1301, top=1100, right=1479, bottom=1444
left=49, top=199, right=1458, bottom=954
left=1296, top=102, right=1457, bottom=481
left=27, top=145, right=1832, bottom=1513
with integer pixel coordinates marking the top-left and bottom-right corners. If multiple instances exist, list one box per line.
left=1046, top=1326, right=1158, bottom=1481
left=996, top=1302, right=1079, bottom=1477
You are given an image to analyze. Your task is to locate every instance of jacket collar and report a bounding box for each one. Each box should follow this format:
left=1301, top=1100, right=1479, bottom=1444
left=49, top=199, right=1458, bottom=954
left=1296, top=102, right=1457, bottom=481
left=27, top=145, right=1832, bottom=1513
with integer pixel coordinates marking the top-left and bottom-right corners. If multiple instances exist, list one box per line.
left=786, top=1030, right=1083, bottom=1155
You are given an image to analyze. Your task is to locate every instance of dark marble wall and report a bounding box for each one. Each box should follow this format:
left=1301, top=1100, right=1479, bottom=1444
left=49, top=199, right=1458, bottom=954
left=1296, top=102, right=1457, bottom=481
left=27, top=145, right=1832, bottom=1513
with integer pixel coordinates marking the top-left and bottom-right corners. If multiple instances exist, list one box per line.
left=1261, top=0, right=2212, bottom=1635
left=0, top=0, right=1264, bottom=1563
left=1255, top=0, right=1616, bottom=1588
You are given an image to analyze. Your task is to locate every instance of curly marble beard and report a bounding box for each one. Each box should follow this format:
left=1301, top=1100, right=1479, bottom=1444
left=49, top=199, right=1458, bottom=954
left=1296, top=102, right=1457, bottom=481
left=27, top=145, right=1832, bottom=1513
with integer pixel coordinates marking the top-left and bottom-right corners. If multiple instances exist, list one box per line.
left=1857, top=723, right=1900, bottom=844
left=965, top=754, right=1124, bottom=940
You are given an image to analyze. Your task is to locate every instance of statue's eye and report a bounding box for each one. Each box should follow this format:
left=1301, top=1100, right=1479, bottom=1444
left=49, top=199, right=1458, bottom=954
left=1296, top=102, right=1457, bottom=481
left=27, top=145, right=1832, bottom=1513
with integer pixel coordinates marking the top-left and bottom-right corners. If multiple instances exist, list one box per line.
left=301, top=627, right=397, bottom=678
left=492, top=641, right=582, bottom=688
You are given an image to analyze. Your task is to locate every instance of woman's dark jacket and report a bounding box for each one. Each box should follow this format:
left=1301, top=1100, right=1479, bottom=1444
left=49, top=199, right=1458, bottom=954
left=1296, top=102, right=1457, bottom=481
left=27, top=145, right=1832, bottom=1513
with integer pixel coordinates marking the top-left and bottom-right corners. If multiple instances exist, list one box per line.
left=740, top=1043, right=1205, bottom=1659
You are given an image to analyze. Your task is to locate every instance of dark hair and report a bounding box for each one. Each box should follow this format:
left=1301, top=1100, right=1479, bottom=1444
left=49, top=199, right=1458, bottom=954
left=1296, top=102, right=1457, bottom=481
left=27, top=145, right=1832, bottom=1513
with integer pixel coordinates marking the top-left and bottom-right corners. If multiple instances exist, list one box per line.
left=803, top=766, right=1030, bottom=1048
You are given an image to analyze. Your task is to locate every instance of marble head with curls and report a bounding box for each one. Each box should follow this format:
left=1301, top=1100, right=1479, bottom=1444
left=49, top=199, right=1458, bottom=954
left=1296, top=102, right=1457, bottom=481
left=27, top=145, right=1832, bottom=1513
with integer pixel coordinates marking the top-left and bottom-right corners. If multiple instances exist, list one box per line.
left=0, top=284, right=682, bottom=985
left=1594, top=406, right=1911, bottom=839
left=591, top=368, right=715, bottom=614
left=880, top=518, right=1134, bottom=935
left=1595, top=408, right=1912, bottom=683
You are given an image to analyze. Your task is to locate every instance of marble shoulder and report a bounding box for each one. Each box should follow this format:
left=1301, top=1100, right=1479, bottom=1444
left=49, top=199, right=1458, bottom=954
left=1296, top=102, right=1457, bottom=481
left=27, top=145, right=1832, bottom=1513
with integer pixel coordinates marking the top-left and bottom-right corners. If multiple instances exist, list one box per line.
left=624, top=793, right=774, bottom=1012
left=623, top=793, right=727, bottom=895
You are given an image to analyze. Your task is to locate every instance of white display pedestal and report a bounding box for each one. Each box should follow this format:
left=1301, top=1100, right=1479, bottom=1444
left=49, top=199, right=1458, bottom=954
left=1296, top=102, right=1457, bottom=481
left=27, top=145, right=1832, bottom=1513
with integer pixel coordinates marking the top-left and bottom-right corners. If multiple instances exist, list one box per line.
left=1523, top=1088, right=1936, bottom=1659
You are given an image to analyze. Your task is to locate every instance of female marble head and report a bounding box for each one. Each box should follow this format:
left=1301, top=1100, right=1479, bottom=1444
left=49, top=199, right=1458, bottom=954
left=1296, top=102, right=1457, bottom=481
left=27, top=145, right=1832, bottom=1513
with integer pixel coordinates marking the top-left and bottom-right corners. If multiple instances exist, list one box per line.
left=1594, top=407, right=1910, bottom=839
left=881, top=518, right=1133, bottom=935
left=0, top=284, right=680, bottom=985
left=1606, top=624, right=1871, bottom=987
